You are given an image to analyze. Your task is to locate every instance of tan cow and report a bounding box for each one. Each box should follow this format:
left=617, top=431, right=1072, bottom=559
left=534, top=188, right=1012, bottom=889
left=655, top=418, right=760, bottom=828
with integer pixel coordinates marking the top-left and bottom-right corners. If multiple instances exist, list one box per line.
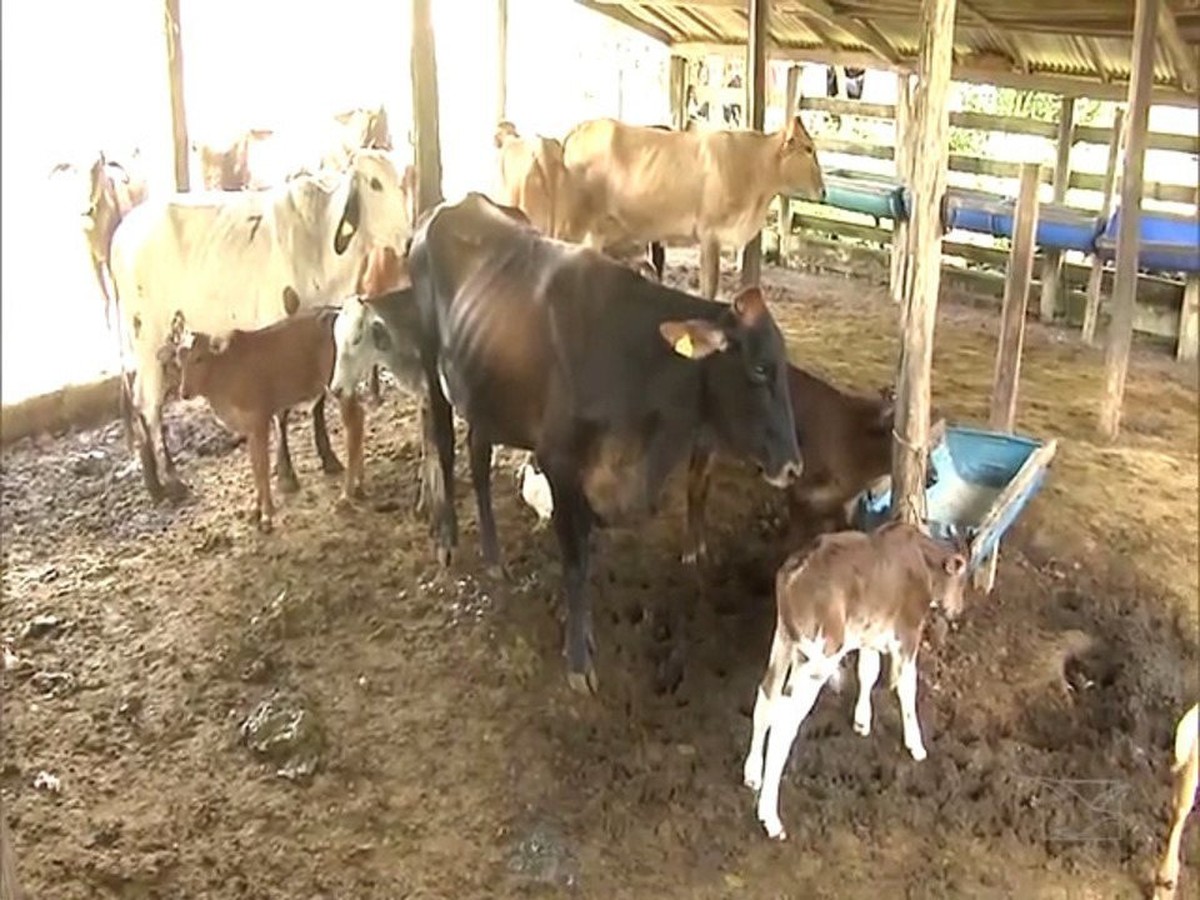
left=561, top=116, right=824, bottom=298
left=1155, top=702, right=1199, bottom=899
left=493, top=121, right=567, bottom=238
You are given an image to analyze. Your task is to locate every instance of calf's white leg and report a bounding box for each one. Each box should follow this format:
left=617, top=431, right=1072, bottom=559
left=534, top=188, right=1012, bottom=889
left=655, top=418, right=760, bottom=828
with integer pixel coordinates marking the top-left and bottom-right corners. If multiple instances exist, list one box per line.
left=756, top=659, right=829, bottom=841
left=895, top=653, right=926, bottom=761
left=743, top=629, right=792, bottom=792
left=853, top=648, right=881, bottom=736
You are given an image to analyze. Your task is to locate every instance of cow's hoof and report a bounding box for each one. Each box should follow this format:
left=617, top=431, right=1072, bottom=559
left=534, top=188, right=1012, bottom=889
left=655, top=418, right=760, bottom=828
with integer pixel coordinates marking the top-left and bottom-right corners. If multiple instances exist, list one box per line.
left=853, top=719, right=871, bottom=737
left=335, top=495, right=356, bottom=515
left=258, top=517, right=274, bottom=534
left=908, top=744, right=927, bottom=762
left=567, top=666, right=599, bottom=696
left=321, top=457, right=345, bottom=476
left=435, top=545, right=452, bottom=568
left=162, top=476, right=190, bottom=504
left=484, top=561, right=511, bottom=582
left=278, top=472, right=301, bottom=494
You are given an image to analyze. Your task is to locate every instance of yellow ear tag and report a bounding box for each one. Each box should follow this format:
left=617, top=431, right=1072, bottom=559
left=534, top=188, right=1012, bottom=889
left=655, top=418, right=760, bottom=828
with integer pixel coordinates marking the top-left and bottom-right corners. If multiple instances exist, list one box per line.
left=340, top=220, right=354, bottom=238
left=673, top=333, right=694, bottom=359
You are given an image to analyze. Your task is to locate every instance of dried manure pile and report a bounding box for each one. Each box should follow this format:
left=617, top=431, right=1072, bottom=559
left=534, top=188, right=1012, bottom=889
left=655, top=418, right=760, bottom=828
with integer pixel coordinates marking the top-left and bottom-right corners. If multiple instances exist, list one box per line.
left=2, top=265, right=1197, bottom=899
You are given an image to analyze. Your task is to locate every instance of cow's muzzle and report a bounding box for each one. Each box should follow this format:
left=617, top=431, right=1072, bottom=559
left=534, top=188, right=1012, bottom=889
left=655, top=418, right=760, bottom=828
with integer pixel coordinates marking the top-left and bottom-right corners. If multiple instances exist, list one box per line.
left=763, top=460, right=802, bottom=489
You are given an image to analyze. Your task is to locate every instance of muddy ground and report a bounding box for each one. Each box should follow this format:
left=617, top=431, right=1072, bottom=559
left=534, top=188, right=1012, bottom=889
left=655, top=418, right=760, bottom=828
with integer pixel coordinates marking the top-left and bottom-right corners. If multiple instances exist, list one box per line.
left=3, top=261, right=1198, bottom=900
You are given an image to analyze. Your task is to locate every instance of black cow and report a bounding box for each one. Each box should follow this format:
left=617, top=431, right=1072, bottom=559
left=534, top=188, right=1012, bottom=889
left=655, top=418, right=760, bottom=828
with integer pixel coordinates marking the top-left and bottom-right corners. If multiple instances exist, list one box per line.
left=407, top=193, right=802, bottom=693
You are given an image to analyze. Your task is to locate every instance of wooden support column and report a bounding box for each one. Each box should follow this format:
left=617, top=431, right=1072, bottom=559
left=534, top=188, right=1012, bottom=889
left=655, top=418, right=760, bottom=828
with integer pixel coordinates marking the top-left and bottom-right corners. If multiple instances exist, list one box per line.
left=890, top=72, right=915, bottom=305
left=496, top=0, right=508, bottom=124
left=669, top=55, right=688, bottom=131
left=1038, top=96, right=1075, bottom=322
left=739, top=0, right=769, bottom=288
left=777, top=64, right=802, bottom=264
left=164, top=0, right=190, bottom=192
left=1180, top=276, right=1200, bottom=363
left=891, top=0, right=957, bottom=527
left=1098, top=0, right=1158, bottom=440
left=411, top=0, right=444, bottom=214
left=1082, top=108, right=1125, bottom=345
left=975, top=162, right=1042, bottom=592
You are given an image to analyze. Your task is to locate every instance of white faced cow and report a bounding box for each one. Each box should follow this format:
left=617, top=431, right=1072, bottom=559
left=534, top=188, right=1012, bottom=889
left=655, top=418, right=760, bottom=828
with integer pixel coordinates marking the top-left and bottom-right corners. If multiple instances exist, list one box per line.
left=109, top=149, right=414, bottom=501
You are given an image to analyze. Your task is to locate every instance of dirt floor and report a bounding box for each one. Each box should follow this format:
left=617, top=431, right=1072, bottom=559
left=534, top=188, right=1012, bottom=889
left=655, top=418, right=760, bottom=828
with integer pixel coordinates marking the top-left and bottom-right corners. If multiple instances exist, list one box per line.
left=3, top=260, right=1198, bottom=900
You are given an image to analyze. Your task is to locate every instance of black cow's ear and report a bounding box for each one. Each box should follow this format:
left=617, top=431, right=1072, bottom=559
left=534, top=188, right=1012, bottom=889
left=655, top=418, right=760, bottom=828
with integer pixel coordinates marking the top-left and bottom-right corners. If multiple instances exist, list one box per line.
left=659, top=319, right=728, bottom=360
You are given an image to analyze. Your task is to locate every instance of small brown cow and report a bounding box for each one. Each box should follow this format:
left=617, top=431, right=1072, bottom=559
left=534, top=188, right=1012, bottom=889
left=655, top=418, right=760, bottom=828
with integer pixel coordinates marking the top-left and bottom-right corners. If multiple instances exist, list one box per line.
left=683, top=365, right=909, bottom=566
left=1155, top=702, right=1199, bottom=899
left=742, top=521, right=968, bottom=840
left=169, top=308, right=364, bottom=532
left=355, top=243, right=412, bottom=404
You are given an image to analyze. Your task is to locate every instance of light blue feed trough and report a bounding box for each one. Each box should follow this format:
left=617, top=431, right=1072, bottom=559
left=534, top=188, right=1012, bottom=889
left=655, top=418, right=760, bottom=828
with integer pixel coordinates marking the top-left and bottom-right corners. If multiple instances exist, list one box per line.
left=852, top=424, right=1059, bottom=574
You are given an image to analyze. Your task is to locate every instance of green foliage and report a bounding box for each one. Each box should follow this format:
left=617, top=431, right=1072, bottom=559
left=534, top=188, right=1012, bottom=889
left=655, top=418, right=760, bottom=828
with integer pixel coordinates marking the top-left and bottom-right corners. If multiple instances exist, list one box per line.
left=950, top=85, right=1112, bottom=157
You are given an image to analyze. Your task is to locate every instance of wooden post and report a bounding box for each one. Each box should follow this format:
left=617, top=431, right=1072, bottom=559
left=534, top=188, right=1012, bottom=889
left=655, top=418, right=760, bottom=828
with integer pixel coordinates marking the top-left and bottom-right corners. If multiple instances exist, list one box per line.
left=1180, top=277, right=1200, bottom=363
left=496, top=0, right=508, bottom=124
left=1038, top=96, right=1075, bottom=322
left=890, top=72, right=915, bottom=305
left=411, top=0, right=443, bottom=214
left=777, top=64, right=802, bottom=264
left=739, top=0, right=769, bottom=288
left=1082, top=108, right=1125, bottom=345
left=0, top=801, right=22, bottom=900
left=1098, top=0, right=1158, bottom=440
left=891, top=0, right=958, bottom=527
left=164, top=0, right=190, bottom=192
left=975, top=162, right=1042, bottom=591
left=669, top=56, right=688, bottom=131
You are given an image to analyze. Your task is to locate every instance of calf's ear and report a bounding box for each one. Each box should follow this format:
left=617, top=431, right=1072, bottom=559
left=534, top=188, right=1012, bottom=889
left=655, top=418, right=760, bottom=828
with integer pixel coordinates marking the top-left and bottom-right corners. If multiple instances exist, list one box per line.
left=731, top=286, right=767, bottom=324
left=659, top=319, right=729, bottom=360
left=944, top=554, right=967, bottom=576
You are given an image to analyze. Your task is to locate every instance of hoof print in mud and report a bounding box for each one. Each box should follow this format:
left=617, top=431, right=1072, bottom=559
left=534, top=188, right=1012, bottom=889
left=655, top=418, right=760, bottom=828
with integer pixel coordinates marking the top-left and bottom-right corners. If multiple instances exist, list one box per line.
left=239, top=691, right=324, bottom=783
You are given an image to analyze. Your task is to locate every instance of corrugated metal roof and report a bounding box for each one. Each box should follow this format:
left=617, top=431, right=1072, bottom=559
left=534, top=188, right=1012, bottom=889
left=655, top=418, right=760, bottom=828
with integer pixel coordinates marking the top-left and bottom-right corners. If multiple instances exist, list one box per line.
left=575, top=1, right=1200, bottom=102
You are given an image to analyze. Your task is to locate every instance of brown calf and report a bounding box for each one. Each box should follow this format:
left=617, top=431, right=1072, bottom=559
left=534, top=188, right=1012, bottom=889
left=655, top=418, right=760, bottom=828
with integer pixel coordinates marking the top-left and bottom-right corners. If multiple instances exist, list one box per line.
left=169, top=308, right=364, bottom=532
left=742, top=521, right=968, bottom=840
left=1155, top=702, right=1199, bottom=899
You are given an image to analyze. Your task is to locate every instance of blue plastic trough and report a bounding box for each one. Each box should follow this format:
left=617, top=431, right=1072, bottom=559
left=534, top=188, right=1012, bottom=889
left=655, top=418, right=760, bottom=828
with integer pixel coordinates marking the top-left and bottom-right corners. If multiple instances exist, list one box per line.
left=1093, top=208, right=1200, bottom=274
left=852, top=425, right=1058, bottom=574
left=941, top=189, right=1105, bottom=254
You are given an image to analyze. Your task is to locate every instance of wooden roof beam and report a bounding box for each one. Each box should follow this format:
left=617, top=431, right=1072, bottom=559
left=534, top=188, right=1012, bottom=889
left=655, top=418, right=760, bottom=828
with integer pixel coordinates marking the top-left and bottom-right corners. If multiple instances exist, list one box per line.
left=794, top=1, right=902, bottom=65
left=1077, top=35, right=1111, bottom=83
left=959, top=0, right=1028, bottom=72
left=1158, top=5, right=1199, bottom=95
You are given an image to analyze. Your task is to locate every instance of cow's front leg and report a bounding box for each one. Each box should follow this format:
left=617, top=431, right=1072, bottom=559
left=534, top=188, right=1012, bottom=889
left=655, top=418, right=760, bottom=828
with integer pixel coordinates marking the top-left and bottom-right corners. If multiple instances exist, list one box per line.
left=894, top=651, right=927, bottom=761
left=547, top=472, right=596, bottom=694
left=145, top=379, right=188, bottom=503
left=248, top=420, right=274, bottom=533
left=682, top=447, right=714, bottom=566
left=757, top=659, right=829, bottom=840
left=311, top=394, right=344, bottom=475
left=699, top=237, right=721, bottom=300
left=425, top=372, right=458, bottom=566
left=467, top=424, right=503, bottom=573
left=337, top=392, right=365, bottom=506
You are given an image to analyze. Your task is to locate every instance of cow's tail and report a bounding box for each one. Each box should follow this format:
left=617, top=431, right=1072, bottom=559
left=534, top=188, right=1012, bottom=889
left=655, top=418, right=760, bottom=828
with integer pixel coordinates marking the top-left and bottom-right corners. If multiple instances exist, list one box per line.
left=106, top=263, right=137, bottom=453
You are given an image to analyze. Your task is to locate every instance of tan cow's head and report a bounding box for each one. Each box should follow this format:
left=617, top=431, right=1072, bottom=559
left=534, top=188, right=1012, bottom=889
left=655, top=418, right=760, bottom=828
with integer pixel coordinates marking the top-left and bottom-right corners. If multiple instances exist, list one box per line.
left=494, top=120, right=521, bottom=148
left=777, top=115, right=824, bottom=201
left=334, top=150, right=414, bottom=255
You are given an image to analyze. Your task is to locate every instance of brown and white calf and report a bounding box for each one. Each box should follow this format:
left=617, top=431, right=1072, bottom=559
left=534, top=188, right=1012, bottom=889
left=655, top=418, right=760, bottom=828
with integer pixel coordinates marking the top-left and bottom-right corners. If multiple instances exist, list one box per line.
left=355, top=243, right=413, bottom=403
left=168, top=308, right=364, bottom=532
left=1155, top=702, right=1199, bottom=900
left=743, top=521, right=969, bottom=840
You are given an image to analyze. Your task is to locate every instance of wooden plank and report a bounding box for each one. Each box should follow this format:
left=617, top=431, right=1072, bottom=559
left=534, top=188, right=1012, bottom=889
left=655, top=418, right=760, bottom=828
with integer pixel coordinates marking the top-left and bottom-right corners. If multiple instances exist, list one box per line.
left=1099, top=0, right=1159, bottom=440
left=739, top=0, right=769, bottom=288
left=496, top=0, right=508, bottom=123
left=1082, top=108, right=1125, bottom=345
left=1, top=801, right=24, bottom=900
left=1075, top=125, right=1198, bottom=155
left=975, top=161, right=1042, bottom=592
left=890, top=72, right=914, bottom=305
left=1039, top=97, right=1075, bottom=322
left=669, top=55, right=688, bottom=131
left=1159, top=5, right=1199, bottom=96
left=411, top=0, right=444, bottom=214
left=1180, top=276, right=1200, bottom=363
left=892, top=0, right=957, bottom=528
left=164, top=0, right=190, bottom=192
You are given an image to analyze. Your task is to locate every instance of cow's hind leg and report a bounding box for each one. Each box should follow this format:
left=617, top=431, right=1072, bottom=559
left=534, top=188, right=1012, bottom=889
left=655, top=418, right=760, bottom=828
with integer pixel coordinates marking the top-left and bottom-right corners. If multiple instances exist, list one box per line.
left=248, top=420, right=274, bottom=533
left=546, top=468, right=596, bottom=694
left=425, top=373, right=458, bottom=566
left=336, top=393, right=365, bottom=507
left=467, top=424, right=502, bottom=573
left=649, top=242, right=665, bottom=281
left=136, top=364, right=186, bottom=502
left=756, top=656, right=831, bottom=840
left=894, top=650, right=927, bottom=761
left=312, top=394, right=344, bottom=475
left=275, top=409, right=301, bottom=494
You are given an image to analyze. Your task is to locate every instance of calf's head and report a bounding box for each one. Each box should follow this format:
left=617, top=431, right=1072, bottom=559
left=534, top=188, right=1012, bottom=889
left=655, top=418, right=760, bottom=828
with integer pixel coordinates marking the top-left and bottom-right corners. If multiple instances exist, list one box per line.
left=921, top=535, right=970, bottom=619
left=169, top=326, right=231, bottom=402
left=658, top=286, right=802, bottom=488
left=330, top=290, right=422, bottom=398
left=334, top=150, right=415, bottom=255
left=777, top=116, right=824, bottom=201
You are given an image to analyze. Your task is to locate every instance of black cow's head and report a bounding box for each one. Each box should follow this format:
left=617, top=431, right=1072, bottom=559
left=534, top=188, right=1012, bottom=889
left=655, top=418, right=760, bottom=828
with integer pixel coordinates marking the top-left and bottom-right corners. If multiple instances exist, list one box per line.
left=658, top=286, right=802, bottom=487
